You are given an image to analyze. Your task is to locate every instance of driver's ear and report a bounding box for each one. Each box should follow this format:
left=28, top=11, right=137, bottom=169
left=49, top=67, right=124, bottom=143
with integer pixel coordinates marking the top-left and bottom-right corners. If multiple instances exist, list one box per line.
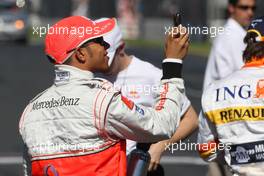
left=75, top=47, right=87, bottom=63
left=117, top=42, right=126, bottom=57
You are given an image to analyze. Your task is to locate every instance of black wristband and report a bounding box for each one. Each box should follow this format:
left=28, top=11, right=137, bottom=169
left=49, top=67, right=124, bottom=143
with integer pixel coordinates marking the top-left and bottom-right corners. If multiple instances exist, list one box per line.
left=161, top=62, right=182, bottom=79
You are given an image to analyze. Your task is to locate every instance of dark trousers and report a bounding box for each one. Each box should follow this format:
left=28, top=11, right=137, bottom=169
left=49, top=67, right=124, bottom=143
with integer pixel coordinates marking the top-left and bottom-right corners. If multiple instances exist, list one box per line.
left=147, top=164, right=165, bottom=176
left=137, top=143, right=165, bottom=176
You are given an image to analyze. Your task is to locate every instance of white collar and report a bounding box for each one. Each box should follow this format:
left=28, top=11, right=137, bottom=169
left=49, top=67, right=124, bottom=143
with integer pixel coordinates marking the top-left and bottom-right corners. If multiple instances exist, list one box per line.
left=226, top=18, right=247, bottom=35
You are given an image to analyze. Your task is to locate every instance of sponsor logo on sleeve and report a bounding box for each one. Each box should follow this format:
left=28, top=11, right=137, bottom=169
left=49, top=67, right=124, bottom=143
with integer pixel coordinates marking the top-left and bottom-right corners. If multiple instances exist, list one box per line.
left=155, top=83, right=169, bottom=111
left=121, top=95, right=134, bottom=110
left=135, top=105, right=145, bottom=116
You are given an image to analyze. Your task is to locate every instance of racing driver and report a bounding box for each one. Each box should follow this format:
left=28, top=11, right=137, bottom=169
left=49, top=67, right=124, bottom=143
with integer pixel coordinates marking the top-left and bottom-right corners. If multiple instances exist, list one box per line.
left=19, top=16, right=190, bottom=176
left=198, top=16, right=264, bottom=176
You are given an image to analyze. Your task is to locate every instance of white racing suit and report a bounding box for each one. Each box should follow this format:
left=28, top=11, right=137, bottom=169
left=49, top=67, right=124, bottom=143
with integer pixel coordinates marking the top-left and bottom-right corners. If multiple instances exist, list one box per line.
left=19, top=61, right=186, bottom=176
left=108, top=56, right=191, bottom=154
left=198, top=64, right=264, bottom=176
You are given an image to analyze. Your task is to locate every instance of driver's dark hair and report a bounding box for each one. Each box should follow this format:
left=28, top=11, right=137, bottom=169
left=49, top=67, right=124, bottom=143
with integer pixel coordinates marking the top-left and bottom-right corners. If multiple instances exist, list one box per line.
left=46, top=55, right=72, bottom=65
left=243, top=32, right=264, bottom=62
left=229, top=0, right=239, bottom=6
left=46, top=55, right=56, bottom=64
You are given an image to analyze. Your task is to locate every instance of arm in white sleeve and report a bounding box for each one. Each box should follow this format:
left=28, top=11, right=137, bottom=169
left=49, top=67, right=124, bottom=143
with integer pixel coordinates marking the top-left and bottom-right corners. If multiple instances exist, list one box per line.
left=105, top=62, right=186, bottom=142
left=180, top=94, right=191, bottom=117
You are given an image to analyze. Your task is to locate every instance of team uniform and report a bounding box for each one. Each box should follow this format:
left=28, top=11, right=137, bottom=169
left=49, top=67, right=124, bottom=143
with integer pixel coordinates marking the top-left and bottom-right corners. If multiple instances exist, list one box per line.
left=203, top=18, right=246, bottom=89
left=19, top=62, right=186, bottom=176
left=198, top=62, right=264, bottom=175
left=108, top=56, right=191, bottom=154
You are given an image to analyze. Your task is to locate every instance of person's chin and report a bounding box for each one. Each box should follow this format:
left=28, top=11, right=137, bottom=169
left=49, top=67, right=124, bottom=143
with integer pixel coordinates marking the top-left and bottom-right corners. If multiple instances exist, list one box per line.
left=240, top=20, right=250, bottom=28
left=245, top=17, right=253, bottom=26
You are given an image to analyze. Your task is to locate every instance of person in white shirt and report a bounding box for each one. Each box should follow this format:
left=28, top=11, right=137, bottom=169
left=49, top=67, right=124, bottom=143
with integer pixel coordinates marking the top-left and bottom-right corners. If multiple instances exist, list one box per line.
left=97, top=17, right=198, bottom=175
left=203, top=0, right=256, bottom=89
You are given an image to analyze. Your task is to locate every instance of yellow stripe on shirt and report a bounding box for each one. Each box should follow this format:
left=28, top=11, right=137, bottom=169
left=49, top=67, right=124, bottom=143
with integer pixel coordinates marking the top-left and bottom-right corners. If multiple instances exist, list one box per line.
left=205, top=106, right=264, bottom=125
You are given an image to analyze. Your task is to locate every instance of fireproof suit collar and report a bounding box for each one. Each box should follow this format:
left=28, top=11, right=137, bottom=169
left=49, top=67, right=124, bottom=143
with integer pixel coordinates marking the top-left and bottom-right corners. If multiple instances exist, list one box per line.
left=54, top=65, right=94, bottom=86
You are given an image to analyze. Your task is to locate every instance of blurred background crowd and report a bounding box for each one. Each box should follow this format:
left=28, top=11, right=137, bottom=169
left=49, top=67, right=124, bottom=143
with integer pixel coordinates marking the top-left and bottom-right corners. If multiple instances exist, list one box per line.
left=0, top=0, right=263, bottom=43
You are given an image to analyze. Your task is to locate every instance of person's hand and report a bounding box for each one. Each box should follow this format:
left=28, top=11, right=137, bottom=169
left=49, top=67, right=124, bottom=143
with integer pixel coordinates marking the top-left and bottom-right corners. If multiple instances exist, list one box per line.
left=165, top=26, right=189, bottom=60
left=148, top=141, right=167, bottom=171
